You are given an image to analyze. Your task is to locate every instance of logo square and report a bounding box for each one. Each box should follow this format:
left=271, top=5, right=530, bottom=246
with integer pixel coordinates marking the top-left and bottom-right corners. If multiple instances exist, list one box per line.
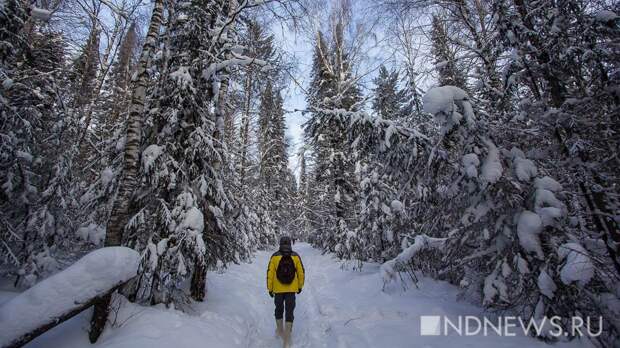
left=420, top=315, right=442, bottom=336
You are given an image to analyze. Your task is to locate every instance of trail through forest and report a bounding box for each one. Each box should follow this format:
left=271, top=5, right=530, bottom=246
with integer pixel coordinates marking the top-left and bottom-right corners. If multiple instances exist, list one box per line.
left=2, top=0, right=618, bottom=345
left=0, top=243, right=592, bottom=348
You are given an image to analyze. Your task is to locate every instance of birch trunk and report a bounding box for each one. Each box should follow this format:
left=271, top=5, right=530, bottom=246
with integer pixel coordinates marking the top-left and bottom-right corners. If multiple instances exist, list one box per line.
left=89, top=0, right=165, bottom=341
left=105, top=0, right=163, bottom=247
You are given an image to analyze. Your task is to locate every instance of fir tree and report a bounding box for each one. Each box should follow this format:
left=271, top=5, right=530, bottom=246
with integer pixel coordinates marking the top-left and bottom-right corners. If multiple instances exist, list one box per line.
left=108, top=22, right=139, bottom=123
left=430, top=15, right=467, bottom=90
left=0, top=0, right=79, bottom=287
left=372, top=65, right=405, bottom=120
left=305, top=16, right=362, bottom=255
left=237, top=20, right=277, bottom=186
left=258, top=81, right=289, bottom=225
left=71, top=23, right=101, bottom=107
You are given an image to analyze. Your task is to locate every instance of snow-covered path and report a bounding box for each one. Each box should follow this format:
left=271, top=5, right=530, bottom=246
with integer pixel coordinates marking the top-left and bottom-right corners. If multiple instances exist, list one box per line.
left=8, top=243, right=591, bottom=348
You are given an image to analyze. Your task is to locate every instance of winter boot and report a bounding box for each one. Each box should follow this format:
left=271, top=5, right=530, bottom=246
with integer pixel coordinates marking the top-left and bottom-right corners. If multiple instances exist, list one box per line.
left=276, top=319, right=284, bottom=338
left=283, top=321, right=293, bottom=348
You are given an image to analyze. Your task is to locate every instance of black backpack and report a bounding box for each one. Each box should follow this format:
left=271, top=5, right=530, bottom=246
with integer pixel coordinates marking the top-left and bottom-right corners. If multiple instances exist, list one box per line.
left=276, top=254, right=296, bottom=284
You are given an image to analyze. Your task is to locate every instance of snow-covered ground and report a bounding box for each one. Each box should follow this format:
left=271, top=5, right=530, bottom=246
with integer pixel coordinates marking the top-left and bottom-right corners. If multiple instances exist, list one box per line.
left=1, top=243, right=593, bottom=348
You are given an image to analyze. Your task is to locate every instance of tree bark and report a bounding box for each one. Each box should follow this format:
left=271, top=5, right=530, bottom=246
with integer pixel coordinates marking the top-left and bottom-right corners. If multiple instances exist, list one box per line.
left=190, top=260, right=207, bottom=301
left=88, top=0, right=165, bottom=342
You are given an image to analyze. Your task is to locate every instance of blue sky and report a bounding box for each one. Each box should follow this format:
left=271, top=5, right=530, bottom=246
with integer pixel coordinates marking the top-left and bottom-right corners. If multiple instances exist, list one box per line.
left=268, top=1, right=431, bottom=178
left=271, top=25, right=314, bottom=176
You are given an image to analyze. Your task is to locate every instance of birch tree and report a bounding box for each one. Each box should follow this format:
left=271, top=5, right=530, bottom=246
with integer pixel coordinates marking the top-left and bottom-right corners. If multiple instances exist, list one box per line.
left=89, top=0, right=164, bottom=340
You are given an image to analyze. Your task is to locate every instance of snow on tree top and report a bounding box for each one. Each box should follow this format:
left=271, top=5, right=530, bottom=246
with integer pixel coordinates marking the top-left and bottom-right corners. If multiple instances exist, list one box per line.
left=514, top=157, right=537, bottom=182
left=30, top=7, right=52, bottom=21
left=558, top=243, right=594, bottom=286
left=422, top=86, right=475, bottom=133
left=534, top=176, right=562, bottom=192
left=594, top=10, right=618, bottom=22
left=462, top=153, right=480, bottom=178
left=537, top=269, right=557, bottom=299
left=423, top=86, right=466, bottom=115
left=517, top=210, right=544, bottom=259
left=142, top=144, right=163, bottom=173
left=480, top=138, right=503, bottom=184
left=170, top=67, right=194, bottom=91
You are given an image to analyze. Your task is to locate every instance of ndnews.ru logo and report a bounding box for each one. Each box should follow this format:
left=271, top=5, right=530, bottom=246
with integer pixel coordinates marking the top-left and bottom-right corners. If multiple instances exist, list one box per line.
left=420, top=315, right=603, bottom=337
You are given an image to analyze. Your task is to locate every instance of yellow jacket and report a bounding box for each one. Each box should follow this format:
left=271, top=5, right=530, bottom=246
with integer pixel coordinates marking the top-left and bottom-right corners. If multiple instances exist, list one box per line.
left=267, top=251, right=305, bottom=293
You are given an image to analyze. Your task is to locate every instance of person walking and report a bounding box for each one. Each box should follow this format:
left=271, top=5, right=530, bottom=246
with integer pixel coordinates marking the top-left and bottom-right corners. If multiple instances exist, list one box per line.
left=266, top=236, right=305, bottom=348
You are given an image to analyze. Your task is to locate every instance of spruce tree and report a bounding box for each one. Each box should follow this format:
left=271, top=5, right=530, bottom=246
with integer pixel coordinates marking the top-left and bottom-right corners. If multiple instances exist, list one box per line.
left=430, top=15, right=467, bottom=89
left=130, top=0, right=233, bottom=305
left=108, top=22, right=139, bottom=123
left=71, top=23, right=101, bottom=108
left=296, top=152, right=311, bottom=240
left=0, top=0, right=79, bottom=287
left=258, top=81, right=289, bottom=226
left=305, top=18, right=361, bottom=255
left=237, top=20, right=277, bottom=186
left=372, top=65, right=405, bottom=120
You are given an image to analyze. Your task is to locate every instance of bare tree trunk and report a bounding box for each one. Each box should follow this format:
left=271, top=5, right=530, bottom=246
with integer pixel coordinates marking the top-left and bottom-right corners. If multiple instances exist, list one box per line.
left=190, top=263, right=207, bottom=300
left=89, top=0, right=165, bottom=341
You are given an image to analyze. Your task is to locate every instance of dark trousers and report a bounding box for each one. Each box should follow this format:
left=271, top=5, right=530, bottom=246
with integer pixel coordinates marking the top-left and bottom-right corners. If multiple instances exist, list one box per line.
left=274, top=292, right=296, bottom=322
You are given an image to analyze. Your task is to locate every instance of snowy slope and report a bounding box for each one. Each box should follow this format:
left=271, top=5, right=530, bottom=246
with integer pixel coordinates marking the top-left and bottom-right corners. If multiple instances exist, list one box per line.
left=4, top=243, right=593, bottom=348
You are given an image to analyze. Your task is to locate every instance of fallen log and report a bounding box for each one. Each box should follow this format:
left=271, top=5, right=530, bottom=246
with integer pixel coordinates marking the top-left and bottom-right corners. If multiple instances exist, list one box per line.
left=2, top=281, right=128, bottom=348
left=0, top=247, right=140, bottom=348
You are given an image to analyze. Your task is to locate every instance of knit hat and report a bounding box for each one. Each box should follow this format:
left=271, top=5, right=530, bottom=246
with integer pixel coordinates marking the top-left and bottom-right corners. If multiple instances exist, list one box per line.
left=279, top=236, right=292, bottom=246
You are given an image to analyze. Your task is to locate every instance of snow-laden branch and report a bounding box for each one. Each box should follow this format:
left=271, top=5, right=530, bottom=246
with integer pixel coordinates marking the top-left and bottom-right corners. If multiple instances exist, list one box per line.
left=381, top=234, right=446, bottom=283
left=299, top=106, right=430, bottom=142
left=202, top=52, right=269, bottom=81
left=422, top=85, right=475, bottom=134
left=30, top=7, right=52, bottom=21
